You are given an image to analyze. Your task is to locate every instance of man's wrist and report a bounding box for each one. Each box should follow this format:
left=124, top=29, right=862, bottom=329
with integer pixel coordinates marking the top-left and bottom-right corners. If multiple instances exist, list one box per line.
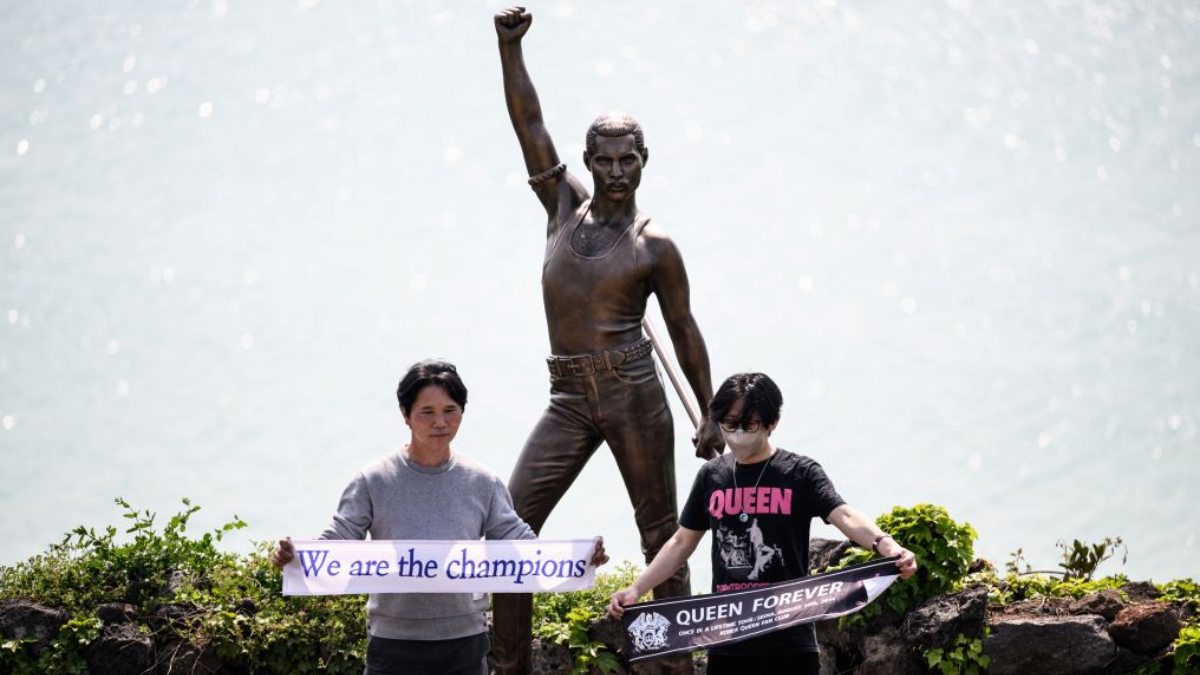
left=871, top=533, right=894, bottom=555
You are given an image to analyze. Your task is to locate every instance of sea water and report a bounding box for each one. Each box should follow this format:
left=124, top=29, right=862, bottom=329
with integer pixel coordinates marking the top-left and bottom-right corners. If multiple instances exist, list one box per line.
left=1, top=1, right=1197, bottom=588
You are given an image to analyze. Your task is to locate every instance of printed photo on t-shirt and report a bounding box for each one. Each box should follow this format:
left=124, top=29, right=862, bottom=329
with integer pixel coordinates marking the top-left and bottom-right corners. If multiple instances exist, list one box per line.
left=715, top=517, right=783, bottom=588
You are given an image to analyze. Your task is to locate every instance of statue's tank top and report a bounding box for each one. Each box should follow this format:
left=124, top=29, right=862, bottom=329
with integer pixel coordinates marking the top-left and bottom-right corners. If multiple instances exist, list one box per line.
left=541, top=201, right=652, bottom=355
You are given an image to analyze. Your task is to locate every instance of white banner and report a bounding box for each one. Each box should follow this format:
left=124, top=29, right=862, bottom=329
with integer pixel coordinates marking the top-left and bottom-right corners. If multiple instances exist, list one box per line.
left=282, top=538, right=599, bottom=595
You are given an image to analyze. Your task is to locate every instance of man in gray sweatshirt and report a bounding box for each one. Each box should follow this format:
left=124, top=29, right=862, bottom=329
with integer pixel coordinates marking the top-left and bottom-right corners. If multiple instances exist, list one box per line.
left=273, top=360, right=607, bottom=675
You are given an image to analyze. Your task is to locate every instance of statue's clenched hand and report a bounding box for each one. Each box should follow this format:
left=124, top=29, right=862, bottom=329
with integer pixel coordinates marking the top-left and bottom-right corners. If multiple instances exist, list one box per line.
left=692, top=415, right=725, bottom=460
left=494, top=6, right=532, bottom=43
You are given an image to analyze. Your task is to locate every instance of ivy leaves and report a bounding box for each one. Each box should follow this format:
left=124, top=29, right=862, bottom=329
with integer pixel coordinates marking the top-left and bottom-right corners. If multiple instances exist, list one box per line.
left=831, top=503, right=978, bottom=622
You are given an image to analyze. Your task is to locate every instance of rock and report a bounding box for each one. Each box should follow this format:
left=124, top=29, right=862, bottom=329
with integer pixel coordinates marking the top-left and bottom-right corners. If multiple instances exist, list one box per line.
left=901, top=585, right=987, bottom=649
left=968, top=558, right=996, bottom=575
left=857, top=626, right=922, bottom=675
left=809, top=538, right=853, bottom=573
left=85, top=622, right=154, bottom=675
left=530, top=637, right=573, bottom=675
left=588, top=614, right=627, bottom=655
left=146, top=603, right=200, bottom=633
left=155, top=639, right=225, bottom=675
left=990, top=596, right=1074, bottom=617
left=1070, top=590, right=1126, bottom=622
left=0, top=599, right=68, bottom=656
left=816, top=617, right=855, bottom=665
left=630, top=653, right=692, bottom=675
left=817, top=647, right=838, bottom=675
left=985, top=614, right=1116, bottom=675
left=816, top=605, right=905, bottom=669
left=163, top=570, right=187, bottom=599
left=1100, top=649, right=1154, bottom=675
left=1121, top=581, right=1160, bottom=604
left=96, top=602, right=137, bottom=625
left=1107, top=602, right=1181, bottom=654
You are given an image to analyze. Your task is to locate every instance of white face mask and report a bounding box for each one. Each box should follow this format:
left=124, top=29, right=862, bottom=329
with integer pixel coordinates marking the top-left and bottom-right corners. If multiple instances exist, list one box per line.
left=723, top=428, right=767, bottom=457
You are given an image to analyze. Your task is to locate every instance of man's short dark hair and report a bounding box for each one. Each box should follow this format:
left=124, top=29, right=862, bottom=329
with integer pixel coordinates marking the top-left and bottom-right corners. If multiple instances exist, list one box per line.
left=585, top=112, right=648, bottom=163
left=396, top=359, right=468, bottom=416
left=709, top=373, right=783, bottom=429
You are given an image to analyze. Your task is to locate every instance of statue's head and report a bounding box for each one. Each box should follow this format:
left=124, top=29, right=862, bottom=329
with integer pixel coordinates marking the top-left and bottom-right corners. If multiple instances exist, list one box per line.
left=584, top=112, right=648, bottom=164
left=583, top=112, right=649, bottom=202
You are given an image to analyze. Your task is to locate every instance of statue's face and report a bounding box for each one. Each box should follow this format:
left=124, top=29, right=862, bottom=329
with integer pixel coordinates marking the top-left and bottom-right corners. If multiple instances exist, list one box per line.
left=585, top=134, right=643, bottom=203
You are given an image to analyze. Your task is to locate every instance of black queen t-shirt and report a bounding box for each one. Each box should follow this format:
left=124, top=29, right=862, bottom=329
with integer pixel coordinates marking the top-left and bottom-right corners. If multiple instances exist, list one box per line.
left=679, top=449, right=845, bottom=655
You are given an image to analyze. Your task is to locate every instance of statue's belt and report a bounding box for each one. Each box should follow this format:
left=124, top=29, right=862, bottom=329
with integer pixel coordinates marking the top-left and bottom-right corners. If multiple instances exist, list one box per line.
left=546, top=338, right=653, bottom=378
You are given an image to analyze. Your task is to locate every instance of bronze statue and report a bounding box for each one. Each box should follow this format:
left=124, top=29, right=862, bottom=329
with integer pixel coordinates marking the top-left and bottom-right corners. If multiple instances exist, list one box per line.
left=491, top=7, right=723, bottom=674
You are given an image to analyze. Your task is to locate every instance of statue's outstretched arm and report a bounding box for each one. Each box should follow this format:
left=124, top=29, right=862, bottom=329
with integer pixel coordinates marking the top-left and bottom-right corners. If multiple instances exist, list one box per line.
left=495, top=7, right=581, bottom=219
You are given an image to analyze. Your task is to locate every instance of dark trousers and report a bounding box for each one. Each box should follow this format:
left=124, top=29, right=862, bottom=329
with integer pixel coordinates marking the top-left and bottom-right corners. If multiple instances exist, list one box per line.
left=364, top=633, right=488, bottom=675
left=707, top=651, right=820, bottom=675
left=492, top=355, right=691, bottom=675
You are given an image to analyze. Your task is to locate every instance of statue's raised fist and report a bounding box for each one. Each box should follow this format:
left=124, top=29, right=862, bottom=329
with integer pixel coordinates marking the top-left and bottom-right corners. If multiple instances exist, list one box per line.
left=495, top=6, right=532, bottom=42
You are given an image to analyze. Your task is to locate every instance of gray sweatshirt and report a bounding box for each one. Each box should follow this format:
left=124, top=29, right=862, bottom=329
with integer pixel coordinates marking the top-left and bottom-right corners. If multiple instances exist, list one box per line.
left=320, top=449, right=536, bottom=640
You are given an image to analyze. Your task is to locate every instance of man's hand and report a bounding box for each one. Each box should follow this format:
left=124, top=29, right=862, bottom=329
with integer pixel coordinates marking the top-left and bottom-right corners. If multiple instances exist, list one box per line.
left=691, top=415, right=725, bottom=460
left=270, top=537, right=295, bottom=568
left=495, top=6, right=531, bottom=43
left=590, top=536, right=610, bottom=568
left=607, top=584, right=641, bottom=620
left=879, top=538, right=919, bottom=579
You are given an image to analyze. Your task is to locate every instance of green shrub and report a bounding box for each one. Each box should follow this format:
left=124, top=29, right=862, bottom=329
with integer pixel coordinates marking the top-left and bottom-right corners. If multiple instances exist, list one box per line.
left=1172, top=624, right=1200, bottom=674
left=0, top=615, right=101, bottom=675
left=1159, top=578, right=1200, bottom=615
left=178, top=542, right=366, bottom=674
left=832, top=503, right=977, bottom=620
left=0, top=498, right=365, bottom=674
left=969, top=537, right=1140, bottom=606
left=1057, top=536, right=1126, bottom=580
left=923, top=631, right=990, bottom=675
left=0, top=497, right=245, bottom=614
left=532, top=560, right=642, bottom=674
left=990, top=573, right=1128, bottom=604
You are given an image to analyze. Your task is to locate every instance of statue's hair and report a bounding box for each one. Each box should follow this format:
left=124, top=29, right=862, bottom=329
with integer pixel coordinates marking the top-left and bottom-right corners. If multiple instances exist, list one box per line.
left=585, top=112, right=648, bottom=162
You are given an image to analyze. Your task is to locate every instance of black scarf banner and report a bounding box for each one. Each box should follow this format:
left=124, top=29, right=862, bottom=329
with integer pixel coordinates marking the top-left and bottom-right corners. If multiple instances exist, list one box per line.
left=620, top=556, right=900, bottom=662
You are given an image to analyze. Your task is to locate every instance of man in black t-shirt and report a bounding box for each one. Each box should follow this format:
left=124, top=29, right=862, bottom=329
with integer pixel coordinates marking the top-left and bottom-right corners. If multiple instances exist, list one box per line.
left=678, top=446, right=848, bottom=657
left=609, top=373, right=918, bottom=674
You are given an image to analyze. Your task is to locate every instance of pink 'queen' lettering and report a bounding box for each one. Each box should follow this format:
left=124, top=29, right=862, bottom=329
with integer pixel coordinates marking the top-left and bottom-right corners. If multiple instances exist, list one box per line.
left=708, top=487, right=792, bottom=519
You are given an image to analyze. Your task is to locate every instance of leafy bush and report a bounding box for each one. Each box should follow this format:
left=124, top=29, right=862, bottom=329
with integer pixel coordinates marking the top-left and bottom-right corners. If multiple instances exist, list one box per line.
left=1159, top=578, right=1200, bottom=615
left=1171, top=624, right=1200, bottom=674
left=0, top=498, right=365, bottom=674
left=0, top=497, right=244, bottom=613
left=177, top=542, right=366, bottom=673
left=1, top=615, right=101, bottom=675
left=1057, top=536, right=1126, bottom=580
left=923, top=631, right=990, bottom=675
left=832, top=503, right=977, bottom=620
left=976, top=571, right=1129, bottom=605
left=971, top=537, right=1132, bottom=605
left=1162, top=584, right=1200, bottom=675
left=532, top=560, right=643, bottom=674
